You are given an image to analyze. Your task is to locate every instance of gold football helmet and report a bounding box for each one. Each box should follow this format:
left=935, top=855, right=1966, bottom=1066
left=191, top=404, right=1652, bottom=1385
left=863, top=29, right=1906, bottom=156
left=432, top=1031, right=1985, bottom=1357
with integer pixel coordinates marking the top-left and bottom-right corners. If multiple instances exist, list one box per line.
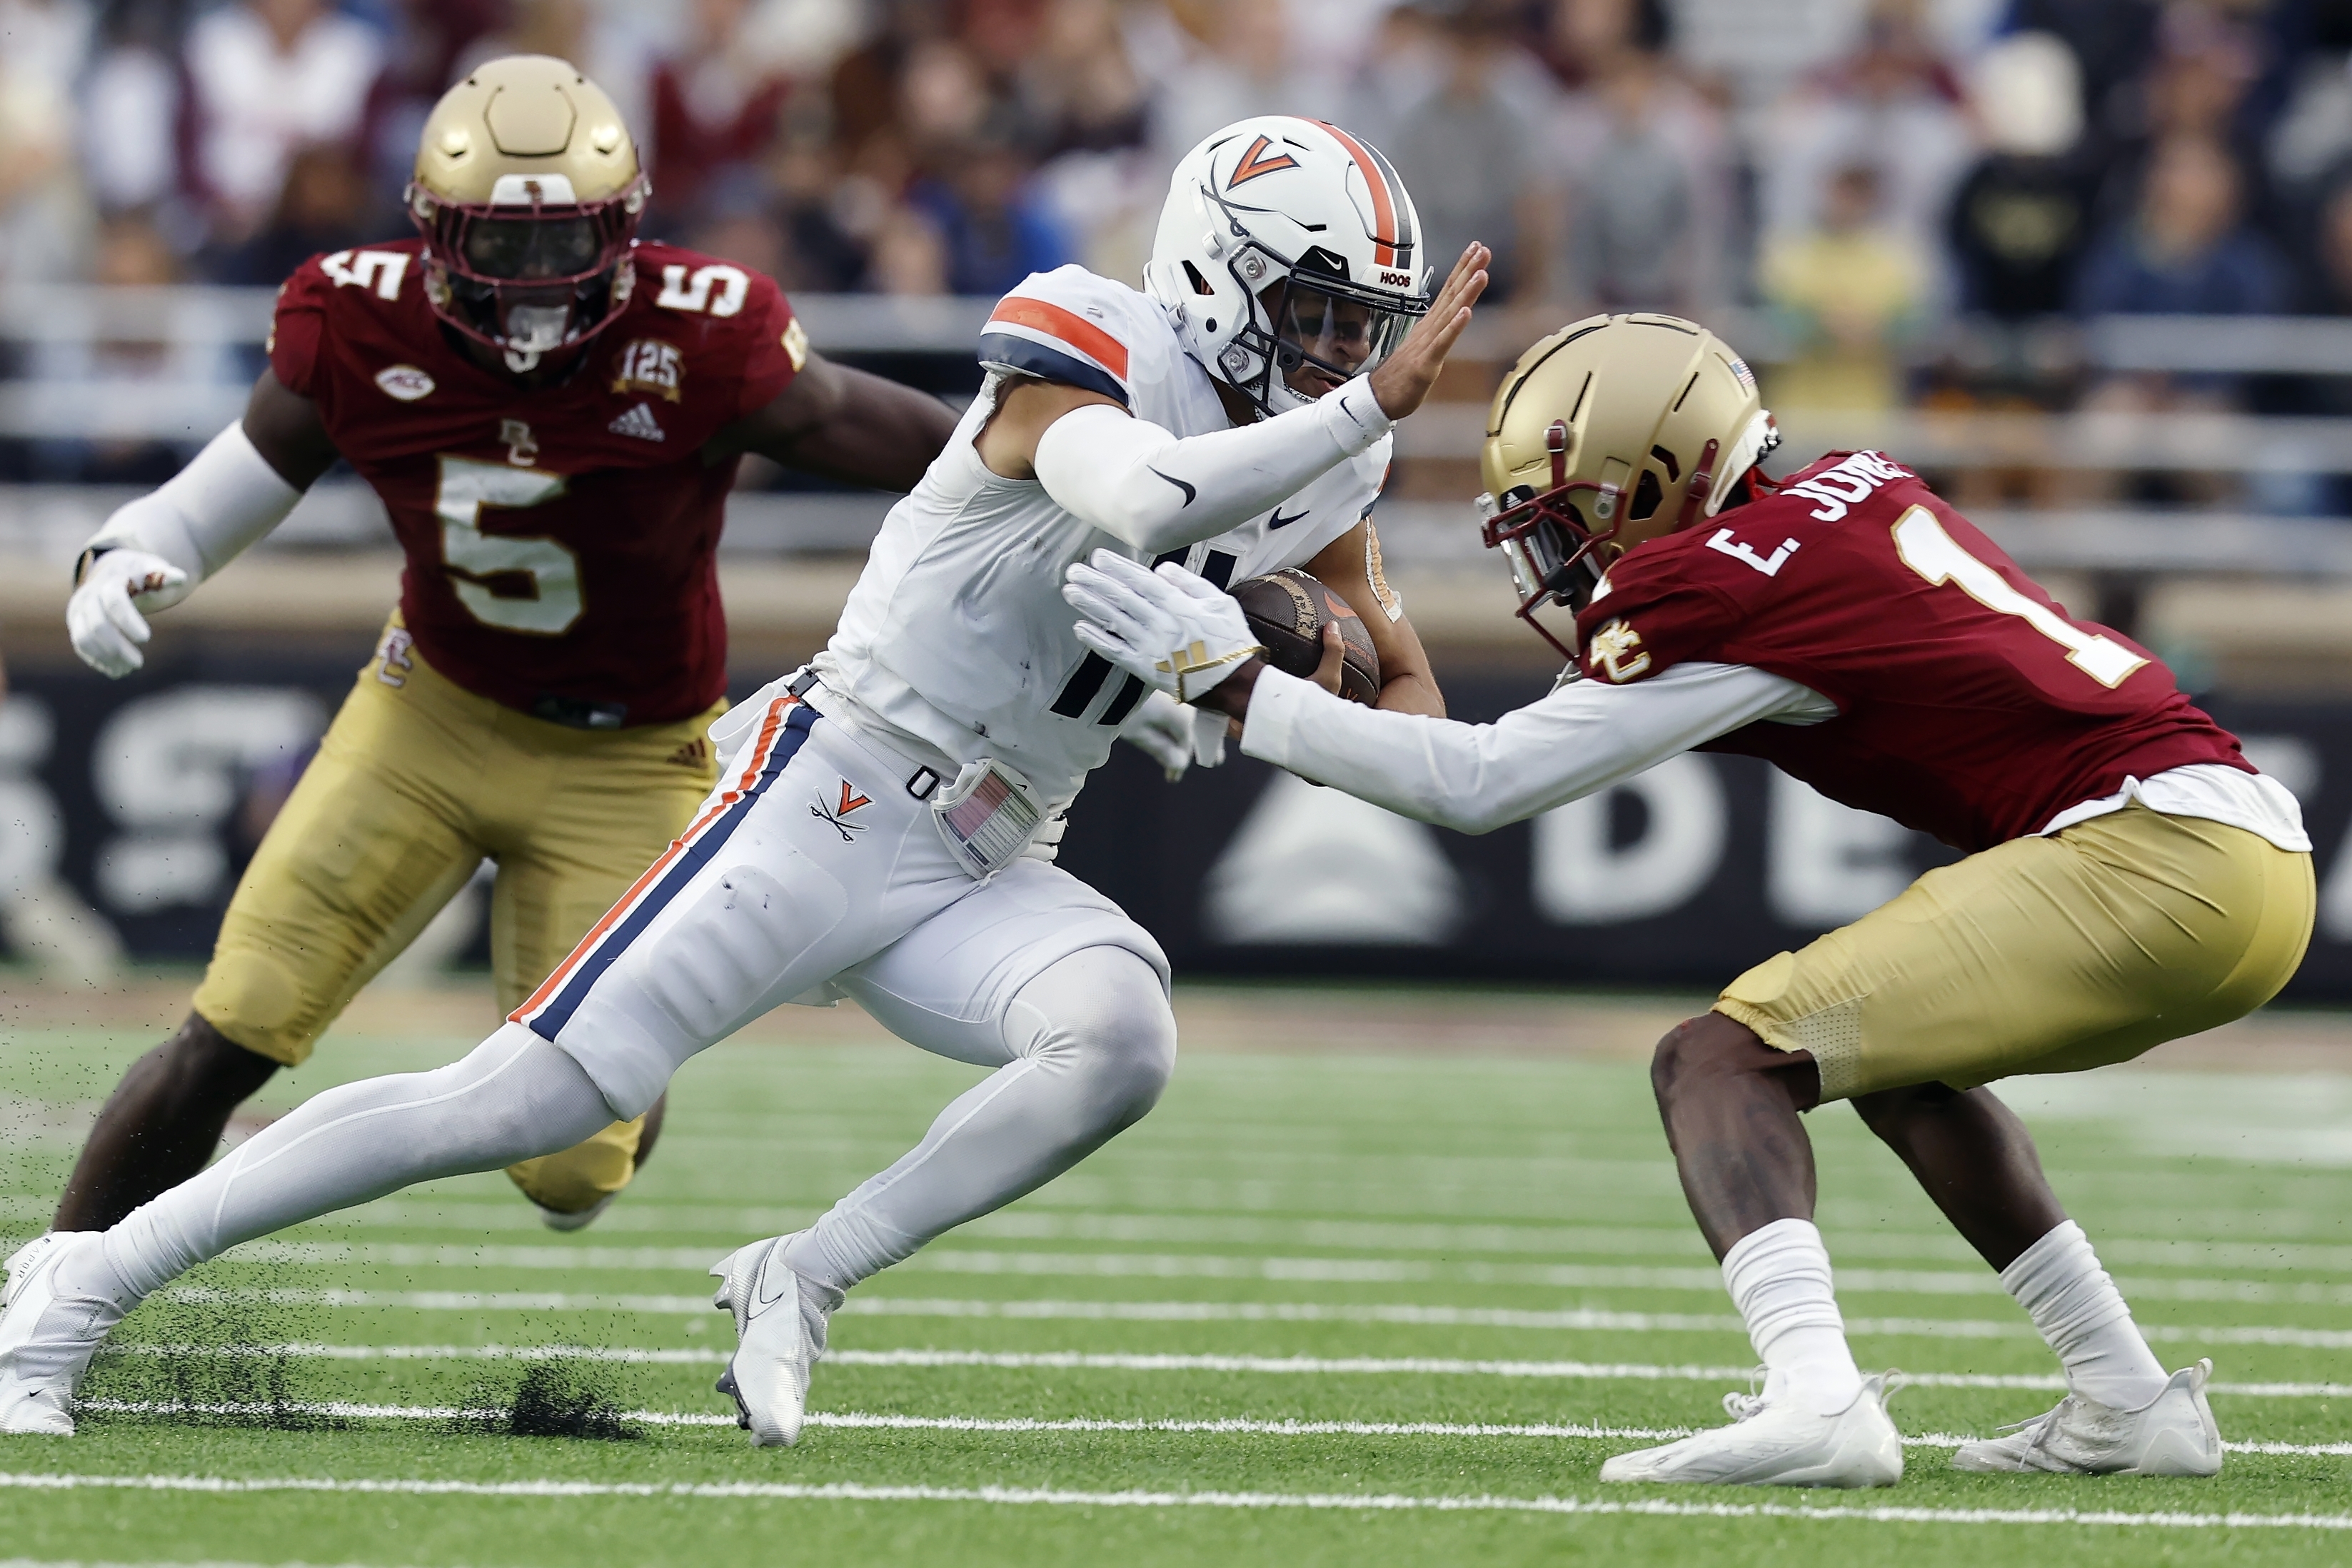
left=406, top=54, right=650, bottom=364
left=1477, top=313, right=1779, bottom=658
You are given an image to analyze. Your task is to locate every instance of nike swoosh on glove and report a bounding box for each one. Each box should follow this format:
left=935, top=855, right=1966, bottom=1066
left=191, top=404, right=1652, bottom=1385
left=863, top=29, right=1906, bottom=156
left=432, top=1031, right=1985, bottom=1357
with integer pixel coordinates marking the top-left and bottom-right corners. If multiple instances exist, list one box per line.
left=1062, top=550, right=1264, bottom=704
left=67, top=549, right=191, bottom=677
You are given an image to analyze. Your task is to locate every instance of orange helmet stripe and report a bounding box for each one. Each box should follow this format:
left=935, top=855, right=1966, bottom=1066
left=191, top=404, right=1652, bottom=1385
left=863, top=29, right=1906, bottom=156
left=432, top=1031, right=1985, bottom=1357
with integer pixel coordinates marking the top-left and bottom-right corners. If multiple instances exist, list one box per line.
left=1315, top=121, right=1403, bottom=269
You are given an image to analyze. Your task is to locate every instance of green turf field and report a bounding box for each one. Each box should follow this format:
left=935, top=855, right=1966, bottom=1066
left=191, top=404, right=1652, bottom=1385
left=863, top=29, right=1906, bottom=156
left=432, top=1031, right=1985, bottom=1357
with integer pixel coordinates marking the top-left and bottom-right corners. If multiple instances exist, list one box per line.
left=4, top=994, right=2351, bottom=1566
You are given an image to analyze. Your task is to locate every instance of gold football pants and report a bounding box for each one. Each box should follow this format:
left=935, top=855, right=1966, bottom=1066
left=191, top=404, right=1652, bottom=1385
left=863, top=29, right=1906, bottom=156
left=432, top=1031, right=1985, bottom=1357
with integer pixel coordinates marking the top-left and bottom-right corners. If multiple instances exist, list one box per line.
left=192, top=627, right=723, bottom=1213
left=1716, top=803, right=2314, bottom=1102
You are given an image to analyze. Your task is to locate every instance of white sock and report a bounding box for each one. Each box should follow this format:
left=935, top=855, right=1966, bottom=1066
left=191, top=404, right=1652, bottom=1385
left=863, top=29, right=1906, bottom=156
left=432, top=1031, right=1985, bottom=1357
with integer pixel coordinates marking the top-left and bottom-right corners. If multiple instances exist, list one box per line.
left=2002, top=1220, right=2168, bottom=1409
left=1722, top=1217, right=1864, bottom=1416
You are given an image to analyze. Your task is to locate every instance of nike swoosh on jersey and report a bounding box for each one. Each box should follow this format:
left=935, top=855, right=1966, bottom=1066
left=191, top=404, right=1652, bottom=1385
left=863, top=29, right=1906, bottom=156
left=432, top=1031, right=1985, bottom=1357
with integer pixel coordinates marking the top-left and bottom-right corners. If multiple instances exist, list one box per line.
left=1147, top=466, right=1197, bottom=506
left=1270, top=507, right=1310, bottom=529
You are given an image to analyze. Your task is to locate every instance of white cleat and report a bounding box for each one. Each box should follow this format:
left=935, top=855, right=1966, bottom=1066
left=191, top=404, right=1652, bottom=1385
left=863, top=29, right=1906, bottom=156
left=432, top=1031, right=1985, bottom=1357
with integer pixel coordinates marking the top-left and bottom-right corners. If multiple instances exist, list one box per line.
left=0, top=1232, right=124, bottom=1437
left=535, top=1193, right=618, bottom=1232
left=1600, top=1372, right=1906, bottom=1488
left=1952, top=1361, right=2223, bottom=1477
left=709, top=1235, right=843, bottom=1448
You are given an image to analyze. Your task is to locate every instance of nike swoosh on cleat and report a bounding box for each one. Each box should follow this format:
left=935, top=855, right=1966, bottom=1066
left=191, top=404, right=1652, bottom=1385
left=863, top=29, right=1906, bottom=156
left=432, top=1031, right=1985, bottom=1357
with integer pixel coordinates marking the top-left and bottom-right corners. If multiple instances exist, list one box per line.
left=1147, top=467, right=1197, bottom=506
left=1269, top=507, right=1309, bottom=529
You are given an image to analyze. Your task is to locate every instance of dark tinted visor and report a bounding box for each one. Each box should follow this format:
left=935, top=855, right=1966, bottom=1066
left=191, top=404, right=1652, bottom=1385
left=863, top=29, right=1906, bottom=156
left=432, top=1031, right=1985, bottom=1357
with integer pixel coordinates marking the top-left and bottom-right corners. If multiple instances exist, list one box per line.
left=462, top=216, right=603, bottom=280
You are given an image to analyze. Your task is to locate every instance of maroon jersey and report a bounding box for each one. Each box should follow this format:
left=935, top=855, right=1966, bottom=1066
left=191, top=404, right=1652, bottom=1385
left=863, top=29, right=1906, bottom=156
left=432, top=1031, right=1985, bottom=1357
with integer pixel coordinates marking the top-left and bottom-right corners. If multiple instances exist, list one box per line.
left=268, top=239, right=804, bottom=726
left=1572, top=450, right=2248, bottom=852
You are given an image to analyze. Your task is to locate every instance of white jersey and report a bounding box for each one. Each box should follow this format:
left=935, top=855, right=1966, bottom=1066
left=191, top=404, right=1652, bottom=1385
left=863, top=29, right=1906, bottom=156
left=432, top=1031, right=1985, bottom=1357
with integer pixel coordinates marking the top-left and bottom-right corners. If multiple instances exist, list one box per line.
left=815, top=264, right=1390, bottom=807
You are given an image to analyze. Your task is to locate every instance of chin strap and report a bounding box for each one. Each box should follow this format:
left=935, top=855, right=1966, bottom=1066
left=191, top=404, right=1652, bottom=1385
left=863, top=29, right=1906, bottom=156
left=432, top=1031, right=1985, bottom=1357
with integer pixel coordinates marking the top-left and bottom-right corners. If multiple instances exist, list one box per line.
left=1672, top=437, right=1723, bottom=531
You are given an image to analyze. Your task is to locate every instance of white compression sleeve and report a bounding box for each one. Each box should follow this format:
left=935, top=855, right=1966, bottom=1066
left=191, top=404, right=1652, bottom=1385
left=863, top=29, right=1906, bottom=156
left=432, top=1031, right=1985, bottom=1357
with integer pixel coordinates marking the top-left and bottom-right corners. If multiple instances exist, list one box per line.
left=84, top=421, right=303, bottom=583
left=91, top=1025, right=617, bottom=1307
left=1240, top=660, right=1834, bottom=835
left=783, top=947, right=1175, bottom=1292
left=1032, top=376, right=1391, bottom=555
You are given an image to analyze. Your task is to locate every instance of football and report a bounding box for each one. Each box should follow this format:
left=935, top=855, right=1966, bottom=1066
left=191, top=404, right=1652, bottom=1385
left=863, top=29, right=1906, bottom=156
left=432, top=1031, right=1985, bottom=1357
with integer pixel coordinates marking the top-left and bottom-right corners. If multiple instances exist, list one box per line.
left=1229, top=568, right=1380, bottom=705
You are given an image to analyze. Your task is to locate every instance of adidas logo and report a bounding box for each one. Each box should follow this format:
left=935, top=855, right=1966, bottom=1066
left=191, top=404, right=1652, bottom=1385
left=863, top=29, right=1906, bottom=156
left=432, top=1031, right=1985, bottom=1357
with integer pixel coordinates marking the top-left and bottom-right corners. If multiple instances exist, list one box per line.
left=610, top=401, right=665, bottom=441
left=665, top=737, right=709, bottom=769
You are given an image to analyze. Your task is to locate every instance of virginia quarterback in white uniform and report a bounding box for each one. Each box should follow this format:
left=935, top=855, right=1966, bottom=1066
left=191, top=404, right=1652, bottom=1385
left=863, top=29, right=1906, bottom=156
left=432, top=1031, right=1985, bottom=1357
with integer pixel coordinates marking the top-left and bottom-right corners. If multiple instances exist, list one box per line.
left=0, top=117, right=1488, bottom=1447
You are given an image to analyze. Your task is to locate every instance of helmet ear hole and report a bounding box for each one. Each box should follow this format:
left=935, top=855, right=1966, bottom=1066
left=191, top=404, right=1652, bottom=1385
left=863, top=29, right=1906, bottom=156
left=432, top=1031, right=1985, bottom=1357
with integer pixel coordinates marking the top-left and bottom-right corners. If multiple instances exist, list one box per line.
left=1630, top=468, right=1665, bottom=522
left=1182, top=260, right=1215, bottom=296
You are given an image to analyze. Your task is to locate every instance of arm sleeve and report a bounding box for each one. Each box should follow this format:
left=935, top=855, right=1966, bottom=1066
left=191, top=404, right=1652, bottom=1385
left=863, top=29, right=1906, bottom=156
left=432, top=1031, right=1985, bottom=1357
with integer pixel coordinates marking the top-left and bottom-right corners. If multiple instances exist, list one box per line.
left=1239, top=660, right=1831, bottom=835
left=1031, top=376, right=1393, bottom=555
left=85, top=421, right=305, bottom=582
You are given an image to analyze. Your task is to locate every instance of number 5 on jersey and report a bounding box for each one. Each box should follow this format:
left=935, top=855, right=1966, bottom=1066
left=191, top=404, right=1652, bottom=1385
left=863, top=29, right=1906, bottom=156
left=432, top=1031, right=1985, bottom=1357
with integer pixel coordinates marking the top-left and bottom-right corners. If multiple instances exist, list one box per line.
left=1892, top=506, right=2146, bottom=688
left=436, top=456, right=582, bottom=634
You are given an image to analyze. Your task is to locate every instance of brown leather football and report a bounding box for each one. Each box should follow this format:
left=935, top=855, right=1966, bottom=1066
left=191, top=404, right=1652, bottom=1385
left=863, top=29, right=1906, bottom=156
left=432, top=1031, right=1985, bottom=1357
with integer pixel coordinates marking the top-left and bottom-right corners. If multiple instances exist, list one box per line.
left=1229, top=568, right=1380, bottom=705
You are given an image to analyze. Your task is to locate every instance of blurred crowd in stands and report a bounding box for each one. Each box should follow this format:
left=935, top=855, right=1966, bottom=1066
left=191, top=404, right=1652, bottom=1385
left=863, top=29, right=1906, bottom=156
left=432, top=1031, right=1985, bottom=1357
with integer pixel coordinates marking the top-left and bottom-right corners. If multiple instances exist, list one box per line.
left=9, top=0, right=2352, bottom=496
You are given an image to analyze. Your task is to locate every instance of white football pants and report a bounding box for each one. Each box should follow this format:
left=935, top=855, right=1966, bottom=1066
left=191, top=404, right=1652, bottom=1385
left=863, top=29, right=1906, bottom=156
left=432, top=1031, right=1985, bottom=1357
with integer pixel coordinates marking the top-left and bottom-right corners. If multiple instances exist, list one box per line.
left=99, top=688, right=1175, bottom=1305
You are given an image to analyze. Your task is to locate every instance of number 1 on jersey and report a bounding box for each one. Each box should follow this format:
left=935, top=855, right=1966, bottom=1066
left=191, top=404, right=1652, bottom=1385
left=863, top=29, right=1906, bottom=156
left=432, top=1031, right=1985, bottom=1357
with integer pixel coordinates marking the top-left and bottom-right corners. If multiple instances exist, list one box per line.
left=1891, top=506, right=2146, bottom=688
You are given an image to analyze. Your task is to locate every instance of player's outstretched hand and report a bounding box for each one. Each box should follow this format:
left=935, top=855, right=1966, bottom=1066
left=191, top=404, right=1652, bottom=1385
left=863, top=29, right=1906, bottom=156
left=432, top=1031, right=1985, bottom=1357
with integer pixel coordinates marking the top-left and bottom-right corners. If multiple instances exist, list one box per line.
left=1063, top=550, right=1266, bottom=705
left=66, top=549, right=191, bottom=678
left=1367, top=242, right=1489, bottom=422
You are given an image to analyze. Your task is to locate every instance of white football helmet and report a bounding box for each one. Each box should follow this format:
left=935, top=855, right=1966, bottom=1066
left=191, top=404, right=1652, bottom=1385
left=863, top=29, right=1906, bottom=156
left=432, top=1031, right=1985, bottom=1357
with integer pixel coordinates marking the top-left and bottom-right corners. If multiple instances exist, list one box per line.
left=1146, top=116, right=1431, bottom=417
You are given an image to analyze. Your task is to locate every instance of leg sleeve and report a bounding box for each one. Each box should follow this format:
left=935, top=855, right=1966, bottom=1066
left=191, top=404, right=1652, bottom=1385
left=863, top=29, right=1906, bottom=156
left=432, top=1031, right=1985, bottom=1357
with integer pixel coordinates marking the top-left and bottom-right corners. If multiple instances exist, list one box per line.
left=101, top=1023, right=616, bottom=1303
left=192, top=673, right=482, bottom=1065
left=783, top=875, right=1177, bottom=1292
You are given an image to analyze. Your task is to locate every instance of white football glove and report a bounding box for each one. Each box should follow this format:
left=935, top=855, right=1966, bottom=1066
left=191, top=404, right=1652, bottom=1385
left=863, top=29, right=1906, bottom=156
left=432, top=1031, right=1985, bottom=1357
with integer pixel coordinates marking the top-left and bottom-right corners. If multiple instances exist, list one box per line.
left=67, top=549, right=191, bottom=677
left=1062, top=550, right=1264, bottom=705
left=1118, top=689, right=1196, bottom=781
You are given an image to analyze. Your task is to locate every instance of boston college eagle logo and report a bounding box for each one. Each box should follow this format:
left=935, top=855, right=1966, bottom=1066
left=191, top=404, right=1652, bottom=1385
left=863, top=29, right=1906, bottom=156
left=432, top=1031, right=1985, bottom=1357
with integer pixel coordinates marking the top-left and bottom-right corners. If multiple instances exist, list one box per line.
left=1227, top=135, right=1300, bottom=189
left=1587, top=619, right=1652, bottom=683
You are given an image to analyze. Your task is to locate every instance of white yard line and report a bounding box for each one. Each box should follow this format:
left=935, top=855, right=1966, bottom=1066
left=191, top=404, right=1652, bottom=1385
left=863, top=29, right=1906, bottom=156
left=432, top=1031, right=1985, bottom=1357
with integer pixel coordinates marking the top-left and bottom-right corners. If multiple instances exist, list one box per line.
left=6, top=1470, right=2352, bottom=1530
left=136, top=1287, right=2352, bottom=1349
left=96, top=1341, right=2352, bottom=1397
left=69, top=1398, right=2352, bottom=1457
left=151, top=1241, right=2352, bottom=1306
left=199, top=1204, right=2352, bottom=1275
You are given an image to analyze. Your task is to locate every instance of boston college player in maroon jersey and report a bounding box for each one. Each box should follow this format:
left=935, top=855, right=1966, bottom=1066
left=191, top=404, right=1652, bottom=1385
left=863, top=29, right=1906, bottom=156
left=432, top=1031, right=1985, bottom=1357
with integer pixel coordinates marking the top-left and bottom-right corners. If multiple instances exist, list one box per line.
left=1063, top=313, right=2315, bottom=1488
left=48, top=58, right=960, bottom=1233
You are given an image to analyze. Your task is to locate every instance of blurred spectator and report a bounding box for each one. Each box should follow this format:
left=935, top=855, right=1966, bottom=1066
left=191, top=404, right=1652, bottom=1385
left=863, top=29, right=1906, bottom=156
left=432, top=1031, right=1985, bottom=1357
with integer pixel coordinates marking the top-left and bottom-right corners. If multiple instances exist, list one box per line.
left=1539, top=0, right=1729, bottom=315
left=1759, top=161, right=1926, bottom=413
left=648, top=0, right=790, bottom=233
left=355, top=1, right=503, bottom=213
left=2071, top=134, right=2288, bottom=317
left=185, top=0, right=384, bottom=247
left=2004, top=0, right=2161, bottom=157
left=0, top=0, right=96, bottom=284
left=2071, top=134, right=2290, bottom=507
left=1150, top=0, right=1313, bottom=169
left=27, top=212, right=241, bottom=483
left=217, top=142, right=377, bottom=286
left=2305, top=168, right=2352, bottom=313
left=1022, top=0, right=1150, bottom=158
left=868, top=203, right=949, bottom=293
left=1760, top=0, right=1971, bottom=315
left=765, top=112, right=875, bottom=293
left=79, top=1, right=181, bottom=219
left=1389, top=7, right=1543, bottom=304
left=1534, top=0, right=1670, bottom=89
left=908, top=133, right=1074, bottom=296
left=1946, top=31, right=2099, bottom=318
